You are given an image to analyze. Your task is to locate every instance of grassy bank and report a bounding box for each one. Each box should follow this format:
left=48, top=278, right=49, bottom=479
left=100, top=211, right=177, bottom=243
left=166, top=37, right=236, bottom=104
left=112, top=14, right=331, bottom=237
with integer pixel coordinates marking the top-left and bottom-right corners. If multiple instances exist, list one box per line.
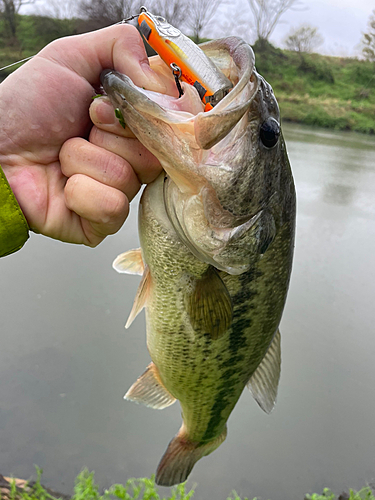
left=1, top=469, right=375, bottom=500
left=253, top=40, right=375, bottom=134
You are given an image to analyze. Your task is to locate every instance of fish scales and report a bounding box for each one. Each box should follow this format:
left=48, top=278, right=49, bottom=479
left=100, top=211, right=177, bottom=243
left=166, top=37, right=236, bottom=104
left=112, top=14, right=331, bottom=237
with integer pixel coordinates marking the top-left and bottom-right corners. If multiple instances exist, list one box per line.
left=139, top=176, right=294, bottom=460
left=103, top=35, right=296, bottom=486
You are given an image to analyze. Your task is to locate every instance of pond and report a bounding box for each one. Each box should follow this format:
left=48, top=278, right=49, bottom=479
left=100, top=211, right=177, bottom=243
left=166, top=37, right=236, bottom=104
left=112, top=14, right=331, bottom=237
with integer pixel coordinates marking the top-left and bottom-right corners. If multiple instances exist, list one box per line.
left=0, top=123, right=374, bottom=500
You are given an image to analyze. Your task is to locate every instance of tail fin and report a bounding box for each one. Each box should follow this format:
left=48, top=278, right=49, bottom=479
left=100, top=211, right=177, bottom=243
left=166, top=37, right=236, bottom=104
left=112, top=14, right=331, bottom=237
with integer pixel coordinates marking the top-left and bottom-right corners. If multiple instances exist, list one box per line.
left=155, top=425, right=227, bottom=486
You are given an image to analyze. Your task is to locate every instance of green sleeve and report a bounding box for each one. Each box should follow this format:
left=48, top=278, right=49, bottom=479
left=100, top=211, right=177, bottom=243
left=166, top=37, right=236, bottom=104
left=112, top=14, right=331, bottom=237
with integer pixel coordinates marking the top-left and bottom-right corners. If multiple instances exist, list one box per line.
left=0, top=165, right=29, bottom=257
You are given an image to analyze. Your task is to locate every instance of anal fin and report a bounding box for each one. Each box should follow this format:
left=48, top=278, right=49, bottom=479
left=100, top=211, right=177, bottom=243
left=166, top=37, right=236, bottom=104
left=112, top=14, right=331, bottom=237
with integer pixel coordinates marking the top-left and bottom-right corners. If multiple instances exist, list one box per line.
left=124, top=362, right=176, bottom=410
left=247, top=329, right=281, bottom=414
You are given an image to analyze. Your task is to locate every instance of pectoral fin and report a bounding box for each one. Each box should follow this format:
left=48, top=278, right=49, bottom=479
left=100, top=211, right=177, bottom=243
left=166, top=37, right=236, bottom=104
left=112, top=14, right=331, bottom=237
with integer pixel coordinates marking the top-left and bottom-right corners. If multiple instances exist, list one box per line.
left=112, top=248, right=144, bottom=275
left=124, top=362, right=176, bottom=409
left=247, top=329, right=281, bottom=414
left=125, top=265, right=151, bottom=329
left=184, top=267, right=232, bottom=340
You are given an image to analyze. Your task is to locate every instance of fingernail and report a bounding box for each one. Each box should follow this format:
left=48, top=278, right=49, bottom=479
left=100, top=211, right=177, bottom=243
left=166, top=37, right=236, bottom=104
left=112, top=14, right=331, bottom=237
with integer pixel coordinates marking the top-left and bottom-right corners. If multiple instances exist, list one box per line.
left=91, top=98, right=116, bottom=125
left=141, top=64, right=167, bottom=93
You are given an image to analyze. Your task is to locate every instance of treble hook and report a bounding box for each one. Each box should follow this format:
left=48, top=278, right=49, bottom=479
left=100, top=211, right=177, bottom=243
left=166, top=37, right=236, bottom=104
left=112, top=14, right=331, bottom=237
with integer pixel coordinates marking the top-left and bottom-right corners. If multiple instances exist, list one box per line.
left=170, top=63, right=184, bottom=98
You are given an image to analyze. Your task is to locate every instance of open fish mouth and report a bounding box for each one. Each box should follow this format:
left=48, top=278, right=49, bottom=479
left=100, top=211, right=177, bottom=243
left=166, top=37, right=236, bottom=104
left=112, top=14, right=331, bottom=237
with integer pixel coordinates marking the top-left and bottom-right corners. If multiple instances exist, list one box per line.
left=100, top=36, right=259, bottom=145
left=100, top=68, right=206, bottom=118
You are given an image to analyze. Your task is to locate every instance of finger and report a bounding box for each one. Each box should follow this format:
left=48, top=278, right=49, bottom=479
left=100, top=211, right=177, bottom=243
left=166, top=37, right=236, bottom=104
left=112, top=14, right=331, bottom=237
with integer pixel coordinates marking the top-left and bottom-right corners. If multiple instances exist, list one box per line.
left=64, top=173, right=129, bottom=245
left=89, top=97, right=136, bottom=138
left=39, top=24, right=166, bottom=93
left=60, top=137, right=141, bottom=201
left=89, top=127, right=162, bottom=184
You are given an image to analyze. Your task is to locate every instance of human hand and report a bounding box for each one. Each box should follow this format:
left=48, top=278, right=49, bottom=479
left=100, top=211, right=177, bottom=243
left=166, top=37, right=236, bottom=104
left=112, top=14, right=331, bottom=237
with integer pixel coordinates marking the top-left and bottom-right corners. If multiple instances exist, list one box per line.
left=0, top=24, right=164, bottom=247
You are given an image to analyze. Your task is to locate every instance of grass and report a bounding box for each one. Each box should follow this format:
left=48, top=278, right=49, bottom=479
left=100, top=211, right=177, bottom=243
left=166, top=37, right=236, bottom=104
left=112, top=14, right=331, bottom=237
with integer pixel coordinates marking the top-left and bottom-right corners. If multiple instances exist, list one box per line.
left=305, top=487, right=375, bottom=500
left=253, top=40, right=375, bottom=134
left=1, top=469, right=195, bottom=500
left=1, top=468, right=375, bottom=500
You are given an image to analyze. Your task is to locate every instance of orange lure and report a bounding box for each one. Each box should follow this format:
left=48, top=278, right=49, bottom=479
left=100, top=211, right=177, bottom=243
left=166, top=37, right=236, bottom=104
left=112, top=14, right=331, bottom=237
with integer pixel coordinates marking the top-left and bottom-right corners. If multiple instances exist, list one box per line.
left=137, top=8, right=232, bottom=111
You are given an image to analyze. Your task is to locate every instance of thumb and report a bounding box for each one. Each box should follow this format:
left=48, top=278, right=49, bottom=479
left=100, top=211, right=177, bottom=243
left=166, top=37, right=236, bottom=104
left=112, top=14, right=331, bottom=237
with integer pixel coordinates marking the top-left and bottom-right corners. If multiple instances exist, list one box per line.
left=38, top=23, right=166, bottom=93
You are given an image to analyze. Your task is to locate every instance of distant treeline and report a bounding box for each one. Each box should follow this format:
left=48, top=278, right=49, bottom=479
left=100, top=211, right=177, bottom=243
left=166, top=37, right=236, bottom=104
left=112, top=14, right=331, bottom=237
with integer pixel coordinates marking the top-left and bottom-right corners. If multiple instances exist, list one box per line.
left=0, top=15, right=374, bottom=134
left=0, top=14, right=103, bottom=53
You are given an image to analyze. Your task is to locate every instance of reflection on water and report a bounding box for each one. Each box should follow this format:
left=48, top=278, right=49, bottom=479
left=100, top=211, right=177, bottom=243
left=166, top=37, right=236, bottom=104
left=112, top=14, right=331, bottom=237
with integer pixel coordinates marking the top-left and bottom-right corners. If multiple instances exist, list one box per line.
left=0, top=123, right=375, bottom=500
left=323, top=184, right=354, bottom=206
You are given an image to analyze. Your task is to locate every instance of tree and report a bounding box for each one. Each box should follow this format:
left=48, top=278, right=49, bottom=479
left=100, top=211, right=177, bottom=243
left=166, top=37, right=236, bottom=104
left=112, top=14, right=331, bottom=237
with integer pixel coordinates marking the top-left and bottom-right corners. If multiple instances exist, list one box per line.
left=247, top=0, right=301, bottom=42
left=361, top=9, right=375, bottom=63
left=0, top=0, right=35, bottom=39
left=186, top=0, right=224, bottom=43
left=149, top=0, right=188, bottom=31
left=38, top=0, right=79, bottom=20
left=284, top=25, right=323, bottom=53
left=77, top=0, right=143, bottom=31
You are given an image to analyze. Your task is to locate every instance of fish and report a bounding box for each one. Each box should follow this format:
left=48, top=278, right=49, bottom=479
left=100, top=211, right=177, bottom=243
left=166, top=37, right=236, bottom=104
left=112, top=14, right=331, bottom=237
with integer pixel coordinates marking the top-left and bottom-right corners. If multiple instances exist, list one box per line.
left=101, top=36, right=296, bottom=486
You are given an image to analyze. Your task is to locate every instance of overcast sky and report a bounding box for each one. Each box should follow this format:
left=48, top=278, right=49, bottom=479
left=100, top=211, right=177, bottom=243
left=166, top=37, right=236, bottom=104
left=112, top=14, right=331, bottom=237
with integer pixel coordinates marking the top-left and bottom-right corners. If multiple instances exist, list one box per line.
left=216, top=0, right=374, bottom=57
left=271, top=0, right=374, bottom=56
left=22, top=0, right=374, bottom=58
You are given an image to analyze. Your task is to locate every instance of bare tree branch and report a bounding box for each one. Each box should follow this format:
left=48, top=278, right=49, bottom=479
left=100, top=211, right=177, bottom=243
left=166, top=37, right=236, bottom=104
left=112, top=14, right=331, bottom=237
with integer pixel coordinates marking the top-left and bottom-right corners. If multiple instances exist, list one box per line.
left=77, top=0, right=143, bottom=30
left=186, top=0, right=225, bottom=43
left=247, top=0, right=301, bottom=41
left=0, top=0, right=36, bottom=38
left=149, top=0, right=189, bottom=31
left=37, top=0, right=79, bottom=19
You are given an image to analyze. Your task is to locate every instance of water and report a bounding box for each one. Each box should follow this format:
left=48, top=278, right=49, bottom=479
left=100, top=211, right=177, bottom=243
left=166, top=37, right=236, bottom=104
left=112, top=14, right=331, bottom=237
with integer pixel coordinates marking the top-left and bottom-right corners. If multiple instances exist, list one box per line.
left=1, top=123, right=375, bottom=500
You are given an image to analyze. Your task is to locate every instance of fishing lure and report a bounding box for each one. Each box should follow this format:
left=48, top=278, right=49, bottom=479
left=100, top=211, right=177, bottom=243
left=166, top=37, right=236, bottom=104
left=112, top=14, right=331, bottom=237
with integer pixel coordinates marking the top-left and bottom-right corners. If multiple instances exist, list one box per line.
left=137, top=7, right=233, bottom=110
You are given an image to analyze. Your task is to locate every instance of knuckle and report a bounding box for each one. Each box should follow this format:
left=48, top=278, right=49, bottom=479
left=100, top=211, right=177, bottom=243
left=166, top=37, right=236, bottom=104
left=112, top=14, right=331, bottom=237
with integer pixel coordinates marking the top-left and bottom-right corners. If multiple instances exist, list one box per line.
left=89, top=125, right=101, bottom=144
left=103, top=190, right=128, bottom=224
left=64, top=174, right=79, bottom=204
left=102, top=152, right=133, bottom=189
left=60, top=138, right=86, bottom=176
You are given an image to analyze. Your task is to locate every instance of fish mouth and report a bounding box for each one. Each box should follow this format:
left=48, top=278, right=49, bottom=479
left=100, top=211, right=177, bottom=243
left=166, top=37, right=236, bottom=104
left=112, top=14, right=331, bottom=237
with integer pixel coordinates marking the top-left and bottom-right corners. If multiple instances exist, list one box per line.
left=100, top=69, right=205, bottom=118
left=100, top=36, right=258, bottom=125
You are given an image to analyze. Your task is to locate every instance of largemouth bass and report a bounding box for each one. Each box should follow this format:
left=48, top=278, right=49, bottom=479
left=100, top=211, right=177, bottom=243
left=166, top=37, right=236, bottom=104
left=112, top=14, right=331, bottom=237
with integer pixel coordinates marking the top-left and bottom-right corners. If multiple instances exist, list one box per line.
left=102, top=36, right=296, bottom=486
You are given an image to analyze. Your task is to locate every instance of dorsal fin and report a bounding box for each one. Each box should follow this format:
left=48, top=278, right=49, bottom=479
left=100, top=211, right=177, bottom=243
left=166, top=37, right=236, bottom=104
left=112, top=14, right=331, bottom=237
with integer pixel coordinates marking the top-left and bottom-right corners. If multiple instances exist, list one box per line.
left=247, top=329, right=281, bottom=414
left=125, top=265, right=151, bottom=328
left=112, top=248, right=144, bottom=275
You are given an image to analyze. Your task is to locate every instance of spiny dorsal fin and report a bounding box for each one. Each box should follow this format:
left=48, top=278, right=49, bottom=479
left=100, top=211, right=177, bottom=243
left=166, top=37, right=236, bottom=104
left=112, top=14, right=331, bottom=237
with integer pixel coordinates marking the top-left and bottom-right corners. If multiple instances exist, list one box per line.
left=184, top=267, right=232, bottom=340
left=125, top=265, right=151, bottom=329
left=112, top=248, right=144, bottom=275
left=247, top=329, right=281, bottom=414
left=124, top=362, right=176, bottom=410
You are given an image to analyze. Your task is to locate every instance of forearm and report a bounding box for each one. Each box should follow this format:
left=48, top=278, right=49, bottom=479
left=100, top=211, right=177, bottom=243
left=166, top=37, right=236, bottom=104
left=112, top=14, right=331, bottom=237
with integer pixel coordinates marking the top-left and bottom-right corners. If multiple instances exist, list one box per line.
left=0, top=165, right=29, bottom=257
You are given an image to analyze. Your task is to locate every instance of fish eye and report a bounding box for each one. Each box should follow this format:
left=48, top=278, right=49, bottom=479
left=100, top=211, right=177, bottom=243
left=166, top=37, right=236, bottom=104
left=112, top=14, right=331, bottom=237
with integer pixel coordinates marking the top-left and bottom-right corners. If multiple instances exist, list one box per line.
left=260, top=117, right=280, bottom=149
